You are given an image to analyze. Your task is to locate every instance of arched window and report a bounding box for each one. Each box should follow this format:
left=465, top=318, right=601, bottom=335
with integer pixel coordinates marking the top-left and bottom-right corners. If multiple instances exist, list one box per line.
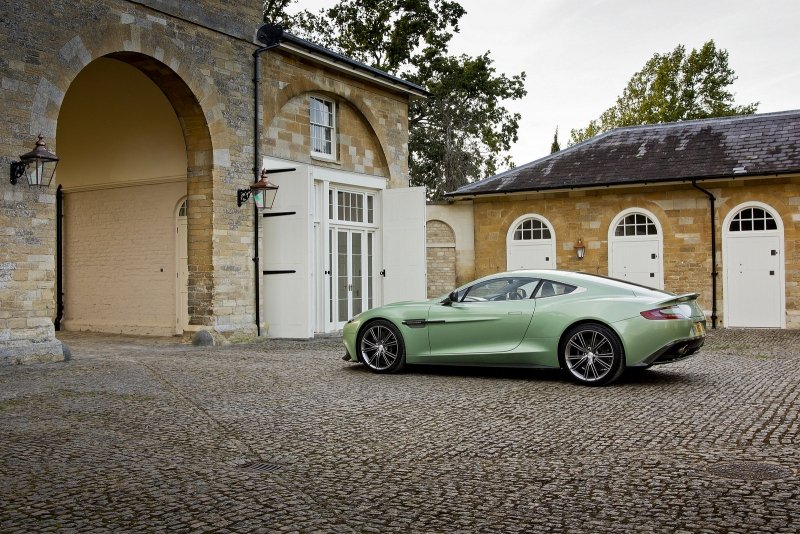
left=513, top=218, right=552, bottom=241
left=614, top=212, right=657, bottom=236
left=728, top=207, right=777, bottom=232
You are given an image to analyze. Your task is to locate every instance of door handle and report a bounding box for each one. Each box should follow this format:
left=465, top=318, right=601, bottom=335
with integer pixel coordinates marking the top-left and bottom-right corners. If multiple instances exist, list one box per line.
left=380, top=269, right=386, bottom=277
left=508, top=311, right=522, bottom=315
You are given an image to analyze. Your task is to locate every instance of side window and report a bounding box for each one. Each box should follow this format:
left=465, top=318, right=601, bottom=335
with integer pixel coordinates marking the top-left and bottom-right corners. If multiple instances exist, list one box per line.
left=310, top=96, right=336, bottom=158
left=460, top=277, right=539, bottom=302
left=534, top=280, right=576, bottom=298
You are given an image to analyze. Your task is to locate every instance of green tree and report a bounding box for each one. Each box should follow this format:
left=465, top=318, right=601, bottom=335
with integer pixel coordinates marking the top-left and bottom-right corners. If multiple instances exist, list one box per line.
left=270, top=0, right=526, bottom=199
left=262, top=0, right=296, bottom=26
left=570, top=40, right=758, bottom=145
left=550, top=126, right=560, bottom=153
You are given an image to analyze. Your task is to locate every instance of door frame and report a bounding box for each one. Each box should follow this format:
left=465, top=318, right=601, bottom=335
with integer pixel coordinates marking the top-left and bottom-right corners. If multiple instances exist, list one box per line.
left=722, top=201, right=785, bottom=328
left=608, top=207, right=664, bottom=289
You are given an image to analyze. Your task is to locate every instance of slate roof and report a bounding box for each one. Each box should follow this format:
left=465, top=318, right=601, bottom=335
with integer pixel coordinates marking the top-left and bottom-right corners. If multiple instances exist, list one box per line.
left=448, top=110, right=800, bottom=197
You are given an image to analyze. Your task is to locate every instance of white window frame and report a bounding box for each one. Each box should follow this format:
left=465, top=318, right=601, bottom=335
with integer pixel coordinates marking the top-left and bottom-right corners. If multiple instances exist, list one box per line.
left=310, top=95, right=336, bottom=159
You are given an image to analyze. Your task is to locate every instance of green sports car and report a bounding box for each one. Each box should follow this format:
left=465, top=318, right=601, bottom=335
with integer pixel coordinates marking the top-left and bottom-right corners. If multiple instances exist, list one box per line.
left=342, top=270, right=706, bottom=386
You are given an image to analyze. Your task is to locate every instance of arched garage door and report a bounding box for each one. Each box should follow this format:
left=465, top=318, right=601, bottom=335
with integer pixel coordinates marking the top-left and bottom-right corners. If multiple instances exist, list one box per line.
left=723, top=203, right=785, bottom=328
left=507, top=215, right=556, bottom=270
left=608, top=208, right=664, bottom=289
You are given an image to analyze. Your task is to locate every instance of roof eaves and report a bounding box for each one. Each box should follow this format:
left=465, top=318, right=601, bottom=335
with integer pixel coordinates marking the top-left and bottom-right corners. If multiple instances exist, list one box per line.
left=277, top=31, right=430, bottom=99
left=446, top=168, right=800, bottom=198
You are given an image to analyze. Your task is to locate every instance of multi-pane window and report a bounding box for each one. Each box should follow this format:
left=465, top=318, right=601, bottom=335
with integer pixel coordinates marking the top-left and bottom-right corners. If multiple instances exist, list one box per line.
left=329, top=188, right=375, bottom=225
left=513, top=218, right=552, bottom=240
left=615, top=213, right=657, bottom=236
left=310, top=96, right=335, bottom=157
left=729, top=207, right=777, bottom=232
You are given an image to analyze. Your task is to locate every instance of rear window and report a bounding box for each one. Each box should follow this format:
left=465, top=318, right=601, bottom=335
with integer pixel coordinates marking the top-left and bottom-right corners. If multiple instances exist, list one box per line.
left=534, top=280, right=577, bottom=298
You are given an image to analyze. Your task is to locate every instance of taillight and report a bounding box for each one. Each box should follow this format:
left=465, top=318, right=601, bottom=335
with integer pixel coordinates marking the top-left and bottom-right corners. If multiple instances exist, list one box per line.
left=640, top=305, right=690, bottom=320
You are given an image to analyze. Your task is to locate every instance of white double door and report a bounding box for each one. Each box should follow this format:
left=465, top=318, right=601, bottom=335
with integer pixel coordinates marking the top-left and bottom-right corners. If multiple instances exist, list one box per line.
left=331, top=228, right=374, bottom=328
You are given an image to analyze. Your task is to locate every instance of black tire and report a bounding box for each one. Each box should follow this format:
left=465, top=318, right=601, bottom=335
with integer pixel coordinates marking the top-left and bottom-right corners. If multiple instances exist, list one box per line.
left=357, top=320, right=406, bottom=374
left=559, top=323, right=625, bottom=386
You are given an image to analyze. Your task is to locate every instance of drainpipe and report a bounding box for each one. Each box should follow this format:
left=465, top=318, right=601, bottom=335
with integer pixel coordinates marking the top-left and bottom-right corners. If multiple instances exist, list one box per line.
left=252, top=24, right=284, bottom=336
left=692, top=181, right=718, bottom=328
left=55, top=185, right=64, bottom=330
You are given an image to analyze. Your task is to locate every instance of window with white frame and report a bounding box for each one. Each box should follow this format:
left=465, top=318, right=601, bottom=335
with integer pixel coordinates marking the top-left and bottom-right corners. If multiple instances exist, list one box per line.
left=328, top=188, right=375, bottom=225
left=310, top=96, right=335, bottom=157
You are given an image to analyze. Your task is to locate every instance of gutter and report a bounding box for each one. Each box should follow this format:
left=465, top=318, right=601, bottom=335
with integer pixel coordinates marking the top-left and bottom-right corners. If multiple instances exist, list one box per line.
left=691, top=181, right=718, bottom=329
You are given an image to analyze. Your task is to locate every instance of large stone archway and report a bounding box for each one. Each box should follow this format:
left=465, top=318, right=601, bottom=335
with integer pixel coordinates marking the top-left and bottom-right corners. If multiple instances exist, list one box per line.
left=56, top=53, right=214, bottom=335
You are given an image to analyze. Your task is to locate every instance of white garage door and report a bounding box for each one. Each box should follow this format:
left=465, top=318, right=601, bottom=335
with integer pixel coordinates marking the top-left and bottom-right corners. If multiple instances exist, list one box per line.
left=507, top=215, right=556, bottom=270
left=609, top=210, right=663, bottom=289
left=724, top=205, right=784, bottom=328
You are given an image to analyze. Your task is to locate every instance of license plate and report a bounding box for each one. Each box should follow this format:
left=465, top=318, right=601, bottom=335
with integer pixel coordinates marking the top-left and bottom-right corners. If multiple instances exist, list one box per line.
left=693, top=321, right=706, bottom=337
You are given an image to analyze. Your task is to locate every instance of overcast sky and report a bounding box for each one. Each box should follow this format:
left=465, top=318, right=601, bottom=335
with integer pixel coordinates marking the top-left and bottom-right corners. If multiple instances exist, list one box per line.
left=292, top=0, right=800, bottom=169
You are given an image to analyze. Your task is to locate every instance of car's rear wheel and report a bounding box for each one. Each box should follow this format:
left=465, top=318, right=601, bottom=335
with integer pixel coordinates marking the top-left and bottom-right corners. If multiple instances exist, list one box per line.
left=357, top=320, right=406, bottom=373
left=560, top=323, right=625, bottom=386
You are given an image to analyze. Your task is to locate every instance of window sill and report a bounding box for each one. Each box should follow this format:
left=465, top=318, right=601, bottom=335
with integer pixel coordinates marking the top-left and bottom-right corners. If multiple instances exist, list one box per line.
left=311, top=153, right=340, bottom=165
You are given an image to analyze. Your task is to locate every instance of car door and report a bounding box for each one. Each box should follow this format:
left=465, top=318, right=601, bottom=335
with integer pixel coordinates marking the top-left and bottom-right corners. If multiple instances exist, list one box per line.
left=427, top=277, right=538, bottom=358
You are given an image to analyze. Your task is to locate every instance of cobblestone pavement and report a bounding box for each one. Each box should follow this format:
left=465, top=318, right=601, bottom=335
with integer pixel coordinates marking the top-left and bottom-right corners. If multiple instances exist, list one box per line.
left=1, top=329, right=798, bottom=533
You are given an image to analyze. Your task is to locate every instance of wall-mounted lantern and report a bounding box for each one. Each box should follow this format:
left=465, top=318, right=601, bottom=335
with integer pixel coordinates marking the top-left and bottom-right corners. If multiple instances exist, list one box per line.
left=10, top=135, right=59, bottom=187
left=575, top=238, right=586, bottom=260
left=238, top=168, right=279, bottom=210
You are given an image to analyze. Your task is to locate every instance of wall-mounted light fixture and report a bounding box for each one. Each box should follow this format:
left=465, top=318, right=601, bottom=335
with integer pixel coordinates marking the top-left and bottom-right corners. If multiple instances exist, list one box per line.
left=238, top=168, right=280, bottom=209
left=575, top=238, right=586, bottom=260
left=10, top=135, right=59, bottom=187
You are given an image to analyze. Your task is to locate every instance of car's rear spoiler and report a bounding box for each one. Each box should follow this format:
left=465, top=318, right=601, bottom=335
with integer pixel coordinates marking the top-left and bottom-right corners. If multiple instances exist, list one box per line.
left=653, top=293, right=700, bottom=307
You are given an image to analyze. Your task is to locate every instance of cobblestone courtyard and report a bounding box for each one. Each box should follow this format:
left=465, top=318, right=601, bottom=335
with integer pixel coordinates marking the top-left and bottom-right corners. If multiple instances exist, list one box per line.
left=1, top=329, right=798, bottom=533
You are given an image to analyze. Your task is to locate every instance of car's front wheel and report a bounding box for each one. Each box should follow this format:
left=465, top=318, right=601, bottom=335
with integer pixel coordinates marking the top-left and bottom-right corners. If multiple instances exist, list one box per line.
left=560, top=323, right=625, bottom=386
left=357, top=320, right=406, bottom=373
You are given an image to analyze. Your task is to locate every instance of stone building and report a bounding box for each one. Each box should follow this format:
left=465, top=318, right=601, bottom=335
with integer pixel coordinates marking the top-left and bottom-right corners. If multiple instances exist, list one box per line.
left=444, top=111, right=800, bottom=329
left=1, top=0, right=426, bottom=363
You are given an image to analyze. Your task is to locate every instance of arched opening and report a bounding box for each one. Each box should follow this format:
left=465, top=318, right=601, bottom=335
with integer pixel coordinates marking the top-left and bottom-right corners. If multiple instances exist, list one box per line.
left=506, top=214, right=556, bottom=270
left=56, top=54, right=212, bottom=335
left=608, top=208, right=664, bottom=289
left=426, top=220, right=456, bottom=297
left=722, top=202, right=785, bottom=328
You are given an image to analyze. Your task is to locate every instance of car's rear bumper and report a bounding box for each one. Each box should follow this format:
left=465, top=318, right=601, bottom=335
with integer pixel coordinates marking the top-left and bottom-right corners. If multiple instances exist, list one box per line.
left=632, top=335, right=705, bottom=367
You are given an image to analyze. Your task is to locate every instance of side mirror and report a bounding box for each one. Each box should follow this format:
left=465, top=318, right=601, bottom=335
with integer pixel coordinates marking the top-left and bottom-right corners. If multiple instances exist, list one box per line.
left=448, top=291, right=459, bottom=304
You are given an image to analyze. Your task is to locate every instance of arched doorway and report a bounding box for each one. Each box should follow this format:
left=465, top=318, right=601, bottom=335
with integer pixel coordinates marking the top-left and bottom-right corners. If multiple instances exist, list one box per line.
left=426, top=220, right=456, bottom=297
left=608, top=208, right=664, bottom=288
left=506, top=214, right=557, bottom=270
left=56, top=54, right=211, bottom=335
left=723, top=202, right=785, bottom=328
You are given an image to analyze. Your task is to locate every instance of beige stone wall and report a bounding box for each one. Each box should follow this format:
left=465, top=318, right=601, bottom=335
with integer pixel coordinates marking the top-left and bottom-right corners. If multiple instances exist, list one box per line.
left=62, top=182, right=185, bottom=335
left=262, top=51, right=410, bottom=187
left=470, top=176, right=800, bottom=327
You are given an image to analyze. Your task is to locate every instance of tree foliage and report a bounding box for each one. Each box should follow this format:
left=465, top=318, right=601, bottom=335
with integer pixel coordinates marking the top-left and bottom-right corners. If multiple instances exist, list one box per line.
left=570, top=40, right=758, bottom=145
left=550, top=126, right=560, bottom=153
left=265, top=0, right=526, bottom=199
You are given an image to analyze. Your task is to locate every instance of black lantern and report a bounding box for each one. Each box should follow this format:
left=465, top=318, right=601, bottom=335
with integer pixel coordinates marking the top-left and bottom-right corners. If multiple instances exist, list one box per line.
left=237, top=167, right=295, bottom=209
left=10, top=135, right=59, bottom=187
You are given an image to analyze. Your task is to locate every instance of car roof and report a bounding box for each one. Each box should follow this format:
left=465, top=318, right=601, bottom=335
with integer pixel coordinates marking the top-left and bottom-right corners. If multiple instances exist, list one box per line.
left=502, top=270, right=674, bottom=296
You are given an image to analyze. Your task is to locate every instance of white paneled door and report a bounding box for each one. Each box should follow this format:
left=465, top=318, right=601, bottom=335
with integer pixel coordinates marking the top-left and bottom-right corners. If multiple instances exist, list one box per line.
left=725, top=234, right=783, bottom=328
